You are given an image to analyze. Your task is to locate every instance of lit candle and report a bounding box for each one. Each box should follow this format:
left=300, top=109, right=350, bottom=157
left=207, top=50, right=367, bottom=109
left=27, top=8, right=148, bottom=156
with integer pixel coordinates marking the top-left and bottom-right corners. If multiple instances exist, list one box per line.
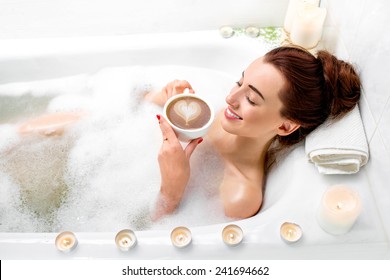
left=171, top=227, right=192, bottom=248
left=317, top=185, right=362, bottom=235
left=222, top=224, right=243, bottom=246
left=55, top=231, right=78, bottom=252
left=290, top=4, right=327, bottom=49
left=115, top=229, right=137, bottom=251
left=280, top=222, right=303, bottom=243
left=283, top=0, right=320, bottom=33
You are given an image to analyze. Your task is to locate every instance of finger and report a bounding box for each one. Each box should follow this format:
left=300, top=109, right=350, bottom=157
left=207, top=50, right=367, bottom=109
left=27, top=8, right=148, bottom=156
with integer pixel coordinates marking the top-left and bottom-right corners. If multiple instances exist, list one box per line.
left=173, top=80, right=194, bottom=94
left=184, top=137, right=203, bottom=159
left=157, top=115, right=179, bottom=143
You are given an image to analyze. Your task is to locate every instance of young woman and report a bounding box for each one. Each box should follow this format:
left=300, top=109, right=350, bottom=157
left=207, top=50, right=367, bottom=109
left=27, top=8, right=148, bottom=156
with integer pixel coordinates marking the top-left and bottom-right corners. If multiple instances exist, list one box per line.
left=149, top=46, right=361, bottom=220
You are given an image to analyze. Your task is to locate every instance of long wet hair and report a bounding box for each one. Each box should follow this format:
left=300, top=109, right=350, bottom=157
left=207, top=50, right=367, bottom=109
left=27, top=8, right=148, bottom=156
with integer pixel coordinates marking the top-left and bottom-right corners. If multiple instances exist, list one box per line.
left=263, top=46, right=361, bottom=171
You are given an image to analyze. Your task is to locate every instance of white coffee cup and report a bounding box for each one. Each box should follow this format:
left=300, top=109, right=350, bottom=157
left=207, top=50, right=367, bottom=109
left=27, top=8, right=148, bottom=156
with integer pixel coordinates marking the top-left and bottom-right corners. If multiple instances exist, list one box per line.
left=163, top=93, right=215, bottom=142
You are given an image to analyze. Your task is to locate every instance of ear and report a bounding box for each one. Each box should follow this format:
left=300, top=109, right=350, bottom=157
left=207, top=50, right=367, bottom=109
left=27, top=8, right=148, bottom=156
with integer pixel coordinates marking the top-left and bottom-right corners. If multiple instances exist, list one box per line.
left=277, top=119, right=300, bottom=136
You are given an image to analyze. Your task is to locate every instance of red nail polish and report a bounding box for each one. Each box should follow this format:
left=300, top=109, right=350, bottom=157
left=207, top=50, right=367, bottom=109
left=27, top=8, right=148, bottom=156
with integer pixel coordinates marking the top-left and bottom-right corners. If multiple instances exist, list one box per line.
left=156, top=114, right=161, bottom=120
left=198, top=138, right=203, bottom=144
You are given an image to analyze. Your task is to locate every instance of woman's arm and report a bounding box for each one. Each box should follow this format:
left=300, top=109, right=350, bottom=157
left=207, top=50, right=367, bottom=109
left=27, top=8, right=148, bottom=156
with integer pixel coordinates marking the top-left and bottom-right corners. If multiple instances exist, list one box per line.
left=151, top=115, right=202, bottom=221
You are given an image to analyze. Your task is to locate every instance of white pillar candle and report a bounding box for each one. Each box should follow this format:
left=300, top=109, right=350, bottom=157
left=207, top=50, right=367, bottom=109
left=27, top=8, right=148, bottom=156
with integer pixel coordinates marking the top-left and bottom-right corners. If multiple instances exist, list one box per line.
left=317, top=185, right=362, bottom=235
left=222, top=224, right=243, bottom=246
left=290, top=4, right=327, bottom=49
left=171, top=226, right=192, bottom=248
left=280, top=222, right=303, bottom=243
left=55, top=231, right=78, bottom=252
left=115, top=229, right=137, bottom=251
left=284, top=0, right=320, bottom=34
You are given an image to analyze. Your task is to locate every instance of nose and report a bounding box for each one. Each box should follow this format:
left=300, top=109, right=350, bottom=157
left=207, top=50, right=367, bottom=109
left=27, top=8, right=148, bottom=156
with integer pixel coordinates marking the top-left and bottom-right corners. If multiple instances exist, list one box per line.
left=225, top=86, right=241, bottom=108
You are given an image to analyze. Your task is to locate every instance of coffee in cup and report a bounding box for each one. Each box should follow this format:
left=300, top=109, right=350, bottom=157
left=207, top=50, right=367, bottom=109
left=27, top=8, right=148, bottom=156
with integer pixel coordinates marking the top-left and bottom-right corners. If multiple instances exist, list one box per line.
left=163, top=93, right=214, bottom=141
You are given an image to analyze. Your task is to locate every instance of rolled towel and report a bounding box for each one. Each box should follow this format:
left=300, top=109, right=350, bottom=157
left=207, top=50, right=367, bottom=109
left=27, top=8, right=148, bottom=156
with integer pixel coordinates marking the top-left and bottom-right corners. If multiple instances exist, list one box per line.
left=305, top=106, right=369, bottom=174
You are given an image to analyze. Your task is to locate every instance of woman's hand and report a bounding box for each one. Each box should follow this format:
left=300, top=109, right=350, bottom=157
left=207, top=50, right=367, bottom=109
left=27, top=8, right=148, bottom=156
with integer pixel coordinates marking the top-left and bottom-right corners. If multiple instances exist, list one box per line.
left=145, top=80, right=195, bottom=107
left=152, top=114, right=202, bottom=221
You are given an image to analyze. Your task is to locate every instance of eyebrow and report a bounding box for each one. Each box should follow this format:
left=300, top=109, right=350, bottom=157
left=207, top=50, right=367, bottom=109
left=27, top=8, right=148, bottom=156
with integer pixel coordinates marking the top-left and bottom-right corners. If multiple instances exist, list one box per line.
left=242, top=71, right=265, bottom=100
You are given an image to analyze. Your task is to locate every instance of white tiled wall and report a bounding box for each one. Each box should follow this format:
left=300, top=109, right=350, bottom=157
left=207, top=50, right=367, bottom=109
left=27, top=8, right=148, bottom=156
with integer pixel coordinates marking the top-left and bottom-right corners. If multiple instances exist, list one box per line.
left=323, top=0, right=390, bottom=240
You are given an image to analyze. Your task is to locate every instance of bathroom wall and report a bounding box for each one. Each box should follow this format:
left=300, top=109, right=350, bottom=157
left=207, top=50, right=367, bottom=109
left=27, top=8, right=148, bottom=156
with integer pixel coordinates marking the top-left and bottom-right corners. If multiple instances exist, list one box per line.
left=323, top=0, right=390, bottom=240
left=0, top=0, right=288, bottom=39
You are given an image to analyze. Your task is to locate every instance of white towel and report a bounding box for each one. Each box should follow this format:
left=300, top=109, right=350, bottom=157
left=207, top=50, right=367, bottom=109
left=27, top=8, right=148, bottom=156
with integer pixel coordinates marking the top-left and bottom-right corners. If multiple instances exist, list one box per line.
left=305, top=106, right=369, bottom=174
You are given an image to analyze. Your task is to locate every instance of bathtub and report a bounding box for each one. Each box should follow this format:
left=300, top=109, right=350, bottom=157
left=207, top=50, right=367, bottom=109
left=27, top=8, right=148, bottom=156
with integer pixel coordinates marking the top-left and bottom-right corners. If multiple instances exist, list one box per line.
left=0, top=30, right=388, bottom=260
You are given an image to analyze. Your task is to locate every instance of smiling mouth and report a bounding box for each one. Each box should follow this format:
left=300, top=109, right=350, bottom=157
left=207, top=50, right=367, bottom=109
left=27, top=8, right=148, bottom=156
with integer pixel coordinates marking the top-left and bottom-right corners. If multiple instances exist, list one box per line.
left=225, top=108, right=242, bottom=120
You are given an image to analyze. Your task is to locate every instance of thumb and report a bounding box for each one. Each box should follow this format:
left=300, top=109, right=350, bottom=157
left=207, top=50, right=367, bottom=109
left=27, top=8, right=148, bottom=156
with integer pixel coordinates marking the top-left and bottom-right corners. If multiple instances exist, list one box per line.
left=184, top=138, right=203, bottom=159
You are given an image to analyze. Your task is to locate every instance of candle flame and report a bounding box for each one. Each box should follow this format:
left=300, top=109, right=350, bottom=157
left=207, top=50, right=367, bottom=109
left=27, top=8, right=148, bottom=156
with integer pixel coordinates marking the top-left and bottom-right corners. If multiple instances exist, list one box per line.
left=121, top=237, right=130, bottom=247
left=62, top=238, right=72, bottom=248
left=336, top=202, right=343, bottom=209
left=177, top=233, right=185, bottom=243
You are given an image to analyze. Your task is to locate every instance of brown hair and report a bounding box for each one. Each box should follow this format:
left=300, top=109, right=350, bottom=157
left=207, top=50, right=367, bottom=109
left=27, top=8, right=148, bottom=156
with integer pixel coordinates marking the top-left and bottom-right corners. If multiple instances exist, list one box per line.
left=263, top=46, right=361, bottom=170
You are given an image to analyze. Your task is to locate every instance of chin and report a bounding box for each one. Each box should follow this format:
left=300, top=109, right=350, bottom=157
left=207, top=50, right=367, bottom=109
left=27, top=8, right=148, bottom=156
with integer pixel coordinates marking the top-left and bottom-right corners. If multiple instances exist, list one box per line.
left=221, top=120, right=239, bottom=135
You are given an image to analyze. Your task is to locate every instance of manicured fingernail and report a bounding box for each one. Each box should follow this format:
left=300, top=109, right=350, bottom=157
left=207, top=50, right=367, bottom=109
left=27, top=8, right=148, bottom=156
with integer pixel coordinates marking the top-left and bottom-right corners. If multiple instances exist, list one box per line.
left=156, top=114, right=161, bottom=121
left=198, top=138, right=203, bottom=144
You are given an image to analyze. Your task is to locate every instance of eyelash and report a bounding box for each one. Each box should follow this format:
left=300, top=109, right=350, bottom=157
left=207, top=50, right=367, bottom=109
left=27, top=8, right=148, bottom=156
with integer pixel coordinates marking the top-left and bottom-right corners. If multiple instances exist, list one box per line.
left=236, top=81, right=256, bottom=105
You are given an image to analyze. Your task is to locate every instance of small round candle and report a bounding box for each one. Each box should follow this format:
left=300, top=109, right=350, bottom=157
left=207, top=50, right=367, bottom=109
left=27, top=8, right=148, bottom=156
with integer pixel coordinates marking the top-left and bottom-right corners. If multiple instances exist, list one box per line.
left=219, top=26, right=234, bottom=38
left=171, top=227, right=192, bottom=248
left=222, top=224, right=243, bottom=246
left=55, top=231, right=78, bottom=252
left=245, top=26, right=260, bottom=38
left=115, top=229, right=137, bottom=251
left=280, top=222, right=303, bottom=243
left=317, top=185, right=362, bottom=235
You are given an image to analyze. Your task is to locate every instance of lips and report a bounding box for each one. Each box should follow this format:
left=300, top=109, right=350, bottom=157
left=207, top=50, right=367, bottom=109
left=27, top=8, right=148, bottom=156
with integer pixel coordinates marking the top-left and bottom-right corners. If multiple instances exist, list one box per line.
left=224, top=107, right=242, bottom=120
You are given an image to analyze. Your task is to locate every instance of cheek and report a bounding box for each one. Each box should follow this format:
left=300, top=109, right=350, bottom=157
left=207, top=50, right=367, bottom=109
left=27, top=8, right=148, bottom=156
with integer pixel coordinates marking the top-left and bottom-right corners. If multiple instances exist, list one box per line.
left=245, top=108, right=282, bottom=130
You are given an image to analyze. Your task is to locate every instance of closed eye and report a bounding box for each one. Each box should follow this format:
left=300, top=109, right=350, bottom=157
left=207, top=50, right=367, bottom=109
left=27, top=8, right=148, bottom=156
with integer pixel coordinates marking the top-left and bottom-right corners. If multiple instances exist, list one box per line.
left=246, top=96, right=256, bottom=105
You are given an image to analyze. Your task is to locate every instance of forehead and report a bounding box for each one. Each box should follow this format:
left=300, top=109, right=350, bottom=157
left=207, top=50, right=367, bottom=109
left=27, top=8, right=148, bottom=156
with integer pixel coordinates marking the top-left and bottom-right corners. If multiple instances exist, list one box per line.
left=244, top=57, right=286, bottom=97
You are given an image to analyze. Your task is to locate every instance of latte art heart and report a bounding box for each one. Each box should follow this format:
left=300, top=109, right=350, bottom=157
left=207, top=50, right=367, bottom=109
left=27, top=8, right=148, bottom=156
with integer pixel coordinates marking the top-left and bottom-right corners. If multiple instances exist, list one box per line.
left=166, top=95, right=212, bottom=131
left=173, top=100, right=202, bottom=125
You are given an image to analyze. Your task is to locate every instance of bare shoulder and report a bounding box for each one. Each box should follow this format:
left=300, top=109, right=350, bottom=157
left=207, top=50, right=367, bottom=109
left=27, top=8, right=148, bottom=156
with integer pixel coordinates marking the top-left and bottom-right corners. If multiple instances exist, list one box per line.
left=220, top=172, right=263, bottom=219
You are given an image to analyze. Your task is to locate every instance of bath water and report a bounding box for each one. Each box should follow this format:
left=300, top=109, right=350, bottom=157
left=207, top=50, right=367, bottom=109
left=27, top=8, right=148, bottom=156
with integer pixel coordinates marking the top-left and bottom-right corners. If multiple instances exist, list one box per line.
left=0, top=65, right=236, bottom=232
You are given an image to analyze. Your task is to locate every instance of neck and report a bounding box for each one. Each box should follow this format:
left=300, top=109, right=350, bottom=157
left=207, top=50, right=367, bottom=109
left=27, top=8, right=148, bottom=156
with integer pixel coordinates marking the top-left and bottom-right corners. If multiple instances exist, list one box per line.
left=226, top=134, right=274, bottom=167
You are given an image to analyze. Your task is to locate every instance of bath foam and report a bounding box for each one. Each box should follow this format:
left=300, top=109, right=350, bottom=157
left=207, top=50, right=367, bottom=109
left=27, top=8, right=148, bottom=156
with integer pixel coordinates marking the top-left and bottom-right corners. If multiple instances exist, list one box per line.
left=0, top=65, right=235, bottom=232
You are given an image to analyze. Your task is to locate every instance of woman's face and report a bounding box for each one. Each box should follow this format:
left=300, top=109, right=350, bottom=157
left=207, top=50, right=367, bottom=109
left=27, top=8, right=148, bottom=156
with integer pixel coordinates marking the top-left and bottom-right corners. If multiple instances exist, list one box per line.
left=221, top=57, right=287, bottom=139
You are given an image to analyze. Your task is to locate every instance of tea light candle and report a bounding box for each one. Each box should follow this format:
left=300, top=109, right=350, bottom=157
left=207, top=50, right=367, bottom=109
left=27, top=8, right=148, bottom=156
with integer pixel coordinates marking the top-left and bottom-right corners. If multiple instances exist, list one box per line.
left=55, top=231, right=78, bottom=252
left=222, top=224, right=243, bottom=246
left=283, top=0, right=320, bottom=33
left=317, top=185, right=362, bottom=235
left=245, top=26, right=260, bottom=38
left=280, top=222, right=303, bottom=243
left=219, top=26, right=234, bottom=38
left=171, top=226, right=192, bottom=248
left=115, top=229, right=137, bottom=251
left=290, top=4, right=327, bottom=49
